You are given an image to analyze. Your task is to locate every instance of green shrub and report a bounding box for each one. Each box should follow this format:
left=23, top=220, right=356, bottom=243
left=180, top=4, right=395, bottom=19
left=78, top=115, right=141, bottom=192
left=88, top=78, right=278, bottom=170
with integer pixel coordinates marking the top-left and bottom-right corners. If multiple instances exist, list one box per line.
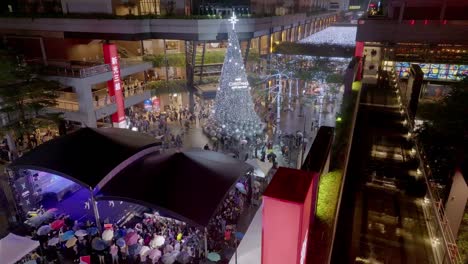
left=144, top=53, right=186, bottom=67
left=316, top=170, right=343, bottom=226
left=147, top=80, right=187, bottom=96
left=331, top=90, right=358, bottom=169
left=144, top=50, right=226, bottom=67
left=201, top=50, right=225, bottom=64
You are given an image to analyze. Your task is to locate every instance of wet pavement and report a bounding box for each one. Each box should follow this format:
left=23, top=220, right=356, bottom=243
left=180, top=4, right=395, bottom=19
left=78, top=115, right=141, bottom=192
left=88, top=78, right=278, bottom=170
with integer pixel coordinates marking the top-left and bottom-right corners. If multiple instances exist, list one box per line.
left=161, top=91, right=342, bottom=169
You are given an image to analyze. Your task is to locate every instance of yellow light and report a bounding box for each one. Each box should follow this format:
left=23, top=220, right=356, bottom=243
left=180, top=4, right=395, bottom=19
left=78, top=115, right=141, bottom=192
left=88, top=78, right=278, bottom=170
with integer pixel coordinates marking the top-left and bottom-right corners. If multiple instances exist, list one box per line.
left=270, top=35, right=274, bottom=53
left=352, top=81, right=362, bottom=91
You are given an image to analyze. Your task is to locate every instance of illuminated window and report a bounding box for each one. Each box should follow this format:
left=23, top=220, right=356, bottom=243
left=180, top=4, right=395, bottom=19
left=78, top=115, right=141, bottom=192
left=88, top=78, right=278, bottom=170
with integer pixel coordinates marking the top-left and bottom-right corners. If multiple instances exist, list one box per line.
left=140, top=0, right=160, bottom=15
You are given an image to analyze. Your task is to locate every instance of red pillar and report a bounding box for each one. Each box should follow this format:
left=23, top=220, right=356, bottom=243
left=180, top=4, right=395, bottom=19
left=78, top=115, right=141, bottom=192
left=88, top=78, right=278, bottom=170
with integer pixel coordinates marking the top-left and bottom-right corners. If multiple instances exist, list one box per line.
left=262, top=167, right=319, bottom=264
left=355, top=41, right=365, bottom=81
left=103, top=43, right=126, bottom=128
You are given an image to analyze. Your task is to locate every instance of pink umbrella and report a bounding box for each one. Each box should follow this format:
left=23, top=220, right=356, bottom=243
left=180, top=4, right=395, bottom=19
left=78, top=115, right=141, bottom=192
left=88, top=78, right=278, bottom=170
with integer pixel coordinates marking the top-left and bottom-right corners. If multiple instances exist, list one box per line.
left=148, top=248, right=162, bottom=262
left=124, top=232, right=139, bottom=246
left=51, top=219, right=65, bottom=230
left=47, top=208, right=58, bottom=213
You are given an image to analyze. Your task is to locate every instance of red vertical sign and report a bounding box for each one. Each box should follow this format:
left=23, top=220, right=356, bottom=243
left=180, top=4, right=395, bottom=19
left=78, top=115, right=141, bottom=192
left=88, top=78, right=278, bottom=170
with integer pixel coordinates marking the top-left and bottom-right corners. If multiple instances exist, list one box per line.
left=355, top=41, right=365, bottom=81
left=103, top=43, right=126, bottom=127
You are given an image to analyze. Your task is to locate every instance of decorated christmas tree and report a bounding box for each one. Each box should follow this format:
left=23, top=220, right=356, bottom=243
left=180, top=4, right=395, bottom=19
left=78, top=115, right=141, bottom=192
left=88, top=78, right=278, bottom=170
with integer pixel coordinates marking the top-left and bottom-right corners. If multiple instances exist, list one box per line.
left=204, top=13, right=264, bottom=141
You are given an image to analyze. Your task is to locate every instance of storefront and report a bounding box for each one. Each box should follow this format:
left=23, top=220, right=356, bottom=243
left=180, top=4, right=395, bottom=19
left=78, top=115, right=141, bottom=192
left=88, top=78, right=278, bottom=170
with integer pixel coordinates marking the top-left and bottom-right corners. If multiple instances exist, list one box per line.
left=382, top=60, right=467, bottom=81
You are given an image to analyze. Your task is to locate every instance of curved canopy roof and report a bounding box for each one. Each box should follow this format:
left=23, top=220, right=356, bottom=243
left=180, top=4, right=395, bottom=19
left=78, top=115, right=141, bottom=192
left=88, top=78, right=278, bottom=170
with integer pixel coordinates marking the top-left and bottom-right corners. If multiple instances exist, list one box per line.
left=96, top=149, right=253, bottom=228
left=9, top=128, right=160, bottom=188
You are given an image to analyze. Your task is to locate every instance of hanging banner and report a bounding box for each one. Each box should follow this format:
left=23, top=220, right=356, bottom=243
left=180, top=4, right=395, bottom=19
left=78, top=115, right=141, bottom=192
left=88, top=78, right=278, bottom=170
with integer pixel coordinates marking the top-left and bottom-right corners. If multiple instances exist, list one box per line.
left=103, top=43, right=126, bottom=128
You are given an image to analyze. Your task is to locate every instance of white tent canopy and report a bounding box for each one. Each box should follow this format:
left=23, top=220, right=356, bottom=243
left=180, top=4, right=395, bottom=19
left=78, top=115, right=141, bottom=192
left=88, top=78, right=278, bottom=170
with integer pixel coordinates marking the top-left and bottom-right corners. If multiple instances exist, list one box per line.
left=0, top=233, right=40, bottom=264
left=246, top=159, right=273, bottom=178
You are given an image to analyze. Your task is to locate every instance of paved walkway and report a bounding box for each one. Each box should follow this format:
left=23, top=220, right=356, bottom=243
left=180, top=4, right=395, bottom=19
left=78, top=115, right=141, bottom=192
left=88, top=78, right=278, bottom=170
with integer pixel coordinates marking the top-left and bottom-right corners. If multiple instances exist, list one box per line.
left=160, top=91, right=343, bottom=168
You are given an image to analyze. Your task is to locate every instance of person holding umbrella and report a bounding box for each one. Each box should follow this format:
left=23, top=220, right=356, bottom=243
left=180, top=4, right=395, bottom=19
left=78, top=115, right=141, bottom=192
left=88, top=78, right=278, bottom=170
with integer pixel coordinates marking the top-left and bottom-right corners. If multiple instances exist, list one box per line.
left=91, top=237, right=108, bottom=264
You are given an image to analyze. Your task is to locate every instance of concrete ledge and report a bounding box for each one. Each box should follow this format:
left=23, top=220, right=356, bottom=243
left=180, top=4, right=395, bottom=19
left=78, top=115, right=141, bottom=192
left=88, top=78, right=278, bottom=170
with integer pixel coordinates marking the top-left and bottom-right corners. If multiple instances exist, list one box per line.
left=357, top=19, right=468, bottom=45
left=0, top=12, right=337, bottom=41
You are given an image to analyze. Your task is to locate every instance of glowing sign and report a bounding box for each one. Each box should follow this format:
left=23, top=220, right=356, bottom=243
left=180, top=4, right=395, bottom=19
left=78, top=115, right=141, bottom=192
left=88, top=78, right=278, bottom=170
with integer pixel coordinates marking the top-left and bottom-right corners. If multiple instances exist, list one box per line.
left=229, top=78, right=249, bottom=90
left=349, top=5, right=361, bottom=10
left=103, top=44, right=126, bottom=126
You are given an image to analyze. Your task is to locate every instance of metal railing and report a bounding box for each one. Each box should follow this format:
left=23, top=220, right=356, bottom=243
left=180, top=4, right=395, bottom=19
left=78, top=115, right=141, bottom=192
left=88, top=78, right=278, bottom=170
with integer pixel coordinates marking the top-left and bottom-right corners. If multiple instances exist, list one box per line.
left=54, top=101, right=79, bottom=112
left=123, top=86, right=147, bottom=98
left=43, top=63, right=111, bottom=78
left=390, top=69, right=462, bottom=264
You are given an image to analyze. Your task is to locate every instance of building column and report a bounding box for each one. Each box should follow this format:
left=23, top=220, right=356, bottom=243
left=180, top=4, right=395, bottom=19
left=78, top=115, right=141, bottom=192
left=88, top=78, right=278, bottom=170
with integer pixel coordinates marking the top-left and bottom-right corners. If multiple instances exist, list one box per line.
left=398, top=2, right=406, bottom=23
left=185, top=40, right=197, bottom=112
left=75, top=80, right=98, bottom=128
left=244, top=39, right=251, bottom=65
left=440, top=0, right=448, bottom=20
left=267, top=32, right=272, bottom=54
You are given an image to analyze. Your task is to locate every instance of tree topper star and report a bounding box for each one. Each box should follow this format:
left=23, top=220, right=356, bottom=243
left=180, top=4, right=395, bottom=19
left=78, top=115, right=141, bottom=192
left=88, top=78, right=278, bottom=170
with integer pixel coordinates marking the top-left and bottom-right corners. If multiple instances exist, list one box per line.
left=229, top=12, right=239, bottom=30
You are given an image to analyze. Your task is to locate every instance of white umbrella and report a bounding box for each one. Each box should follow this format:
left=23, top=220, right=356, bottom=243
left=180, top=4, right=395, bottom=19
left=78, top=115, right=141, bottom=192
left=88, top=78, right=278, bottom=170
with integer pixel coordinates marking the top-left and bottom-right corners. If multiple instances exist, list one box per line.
left=102, top=229, right=114, bottom=241
left=48, top=237, right=59, bottom=246
left=176, top=251, right=192, bottom=264
left=246, top=159, right=272, bottom=178
left=74, top=229, right=88, bottom=237
left=151, top=235, right=165, bottom=248
left=140, top=245, right=151, bottom=257
left=235, top=182, right=247, bottom=194
left=37, top=225, right=52, bottom=236
left=162, top=252, right=178, bottom=264
left=149, top=248, right=162, bottom=263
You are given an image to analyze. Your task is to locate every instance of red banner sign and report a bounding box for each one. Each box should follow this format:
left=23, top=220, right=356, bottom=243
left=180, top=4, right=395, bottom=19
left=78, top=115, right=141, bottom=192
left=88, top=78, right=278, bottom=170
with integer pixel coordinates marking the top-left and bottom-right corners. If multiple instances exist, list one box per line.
left=103, top=43, right=126, bottom=127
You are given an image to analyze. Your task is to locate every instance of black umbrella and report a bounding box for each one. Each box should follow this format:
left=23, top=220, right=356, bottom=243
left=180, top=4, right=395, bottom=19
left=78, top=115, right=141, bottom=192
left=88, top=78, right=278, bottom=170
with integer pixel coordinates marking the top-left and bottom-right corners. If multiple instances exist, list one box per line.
left=92, top=237, right=108, bottom=251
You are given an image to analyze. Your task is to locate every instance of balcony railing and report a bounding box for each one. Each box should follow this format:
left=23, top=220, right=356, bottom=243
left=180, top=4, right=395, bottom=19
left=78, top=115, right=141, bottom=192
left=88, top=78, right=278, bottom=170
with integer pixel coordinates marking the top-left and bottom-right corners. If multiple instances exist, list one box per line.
left=43, top=61, right=111, bottom=78
left=42, top=59, right=149, bottom=78
left=51, top=81, right=156, bottom=112
left=54, top=101, right=79, bottom=111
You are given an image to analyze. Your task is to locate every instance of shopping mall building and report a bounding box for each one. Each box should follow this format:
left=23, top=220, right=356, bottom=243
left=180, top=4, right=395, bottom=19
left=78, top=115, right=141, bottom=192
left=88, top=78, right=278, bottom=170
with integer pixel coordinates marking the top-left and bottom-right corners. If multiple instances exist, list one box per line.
left=0, top=0, right=339, bottom=128
left=355, top=0, right=467, bottom=98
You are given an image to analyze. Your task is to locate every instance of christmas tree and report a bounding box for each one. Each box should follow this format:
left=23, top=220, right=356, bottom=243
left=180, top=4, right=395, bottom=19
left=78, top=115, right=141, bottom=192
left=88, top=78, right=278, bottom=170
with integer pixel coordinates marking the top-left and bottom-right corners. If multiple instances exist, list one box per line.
left=204, top=13, right=264, bottom=141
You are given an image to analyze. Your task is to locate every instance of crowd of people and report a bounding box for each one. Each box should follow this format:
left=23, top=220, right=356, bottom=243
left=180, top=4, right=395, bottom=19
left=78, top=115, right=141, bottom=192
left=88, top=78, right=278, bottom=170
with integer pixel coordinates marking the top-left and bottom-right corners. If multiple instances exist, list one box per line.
left=206, top=177, right=250, bottom=253
left=15, top=174, right=252, bottom=264
left=126, top=99, right=215, bottom=151
left=0, top=128, right=60, bottom=162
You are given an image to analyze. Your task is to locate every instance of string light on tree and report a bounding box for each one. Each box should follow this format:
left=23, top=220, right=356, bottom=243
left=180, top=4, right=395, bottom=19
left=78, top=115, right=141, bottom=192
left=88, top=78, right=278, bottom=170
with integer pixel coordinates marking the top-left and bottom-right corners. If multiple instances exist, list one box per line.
left=203, top=13, right=264, bottom=141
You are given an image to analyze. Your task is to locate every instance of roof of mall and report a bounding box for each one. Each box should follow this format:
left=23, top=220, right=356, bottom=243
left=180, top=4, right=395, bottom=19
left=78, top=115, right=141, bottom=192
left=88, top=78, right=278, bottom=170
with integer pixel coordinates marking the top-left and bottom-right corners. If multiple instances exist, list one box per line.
left=299, top=26, right=357, bottom=47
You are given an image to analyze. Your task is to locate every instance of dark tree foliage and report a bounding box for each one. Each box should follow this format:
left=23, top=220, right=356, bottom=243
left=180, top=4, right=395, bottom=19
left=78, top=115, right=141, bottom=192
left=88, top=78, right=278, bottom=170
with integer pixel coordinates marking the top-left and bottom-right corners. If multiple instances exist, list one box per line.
left=0, top=48, right=61, bottom=150
left=415, top=76, right=467, bottom=185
